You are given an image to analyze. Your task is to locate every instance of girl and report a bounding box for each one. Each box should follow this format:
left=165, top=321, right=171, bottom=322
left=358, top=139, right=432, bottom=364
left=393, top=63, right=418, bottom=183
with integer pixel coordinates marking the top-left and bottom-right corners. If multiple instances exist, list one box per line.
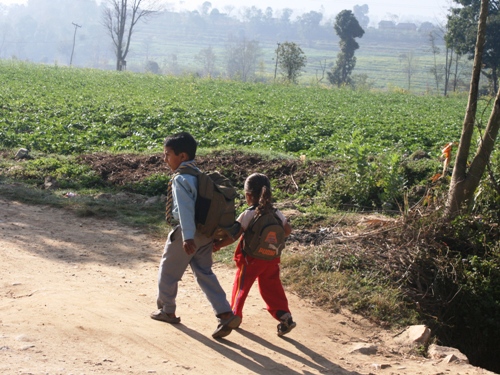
left=214, top=173, right=296, bottom=336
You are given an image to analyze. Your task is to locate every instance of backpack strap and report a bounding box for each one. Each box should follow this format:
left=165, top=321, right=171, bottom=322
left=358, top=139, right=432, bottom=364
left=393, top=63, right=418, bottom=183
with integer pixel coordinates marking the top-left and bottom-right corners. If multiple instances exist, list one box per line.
left=175, top=164, right=200, bottom=178
left=247, top=207, right=283, bottom=230
left=165, top=163, right=198, bottom=224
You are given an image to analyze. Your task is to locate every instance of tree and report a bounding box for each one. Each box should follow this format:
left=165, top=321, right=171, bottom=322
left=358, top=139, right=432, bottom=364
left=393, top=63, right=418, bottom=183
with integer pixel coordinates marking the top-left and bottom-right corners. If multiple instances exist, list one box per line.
left=297, top=10, right=323, bottom=46
left=200, top=1, right=211, bottom=17
left=224, top=36, right=261, bottom=82
left=353, top=4, right=369, bottom=29
left=275, top=41, right=307, bottom=84
left=429, top=30, right=443, bottom=93
left=328, top=10, right=365, bottom=87
left=195, top=45, right=217, bottom=77
left=399, top=50, right=419, bottom=91
left=145, top=60, right=160, bottom=74
left=445, top=0, right=500, bottom=94
left=446, top=0, right=500, bottom=218
left=102, top=0, right=160, bottom=71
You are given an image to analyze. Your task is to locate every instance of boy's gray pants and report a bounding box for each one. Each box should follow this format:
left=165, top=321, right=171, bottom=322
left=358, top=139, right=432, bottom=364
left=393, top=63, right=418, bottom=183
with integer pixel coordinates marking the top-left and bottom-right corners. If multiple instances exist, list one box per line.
left=156, top=226, right=231, bottom=316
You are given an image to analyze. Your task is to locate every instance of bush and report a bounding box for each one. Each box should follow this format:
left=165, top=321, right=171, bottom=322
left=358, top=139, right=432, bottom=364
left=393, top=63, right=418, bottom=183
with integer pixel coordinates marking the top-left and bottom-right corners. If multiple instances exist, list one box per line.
left=124, top=173, right=170, bottom=196
left=3, top=156, right=102, bottom=189
left=323, top=148, right=406, bottom=210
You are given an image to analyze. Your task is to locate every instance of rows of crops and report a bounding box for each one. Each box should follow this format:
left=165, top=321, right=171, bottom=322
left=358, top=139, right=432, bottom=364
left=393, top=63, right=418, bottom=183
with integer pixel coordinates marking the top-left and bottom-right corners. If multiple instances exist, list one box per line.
left=0, top=61, right=481, bottom=159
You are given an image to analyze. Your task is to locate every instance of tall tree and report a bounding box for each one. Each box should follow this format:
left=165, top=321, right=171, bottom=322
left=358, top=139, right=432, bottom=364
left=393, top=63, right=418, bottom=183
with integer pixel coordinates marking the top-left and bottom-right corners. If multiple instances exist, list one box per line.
left=224, top=36, right=261, bottom=82
left=102, top=0, right=160, bottom=71
left=446, top=0, right=500, bottom=218
left=297, top=10, right=323, bottom=46
left=446, top=0, right=500, bottom=93
left=275, top=41, right=307, bottom=84
left=353, top=4, right=369, bottom=29
left=429, top=30, right=443, bottom=93
left=195, top=45, right=217, bottom=77
left=399, top=50, right=419, bottom=91
left=328, top=10, right=365, bottom=87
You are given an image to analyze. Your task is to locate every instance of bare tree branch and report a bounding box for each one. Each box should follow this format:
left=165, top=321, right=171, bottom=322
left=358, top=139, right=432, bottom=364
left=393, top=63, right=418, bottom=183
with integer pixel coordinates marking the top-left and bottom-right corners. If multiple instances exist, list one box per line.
left=102, top=0, right=161, bottom=71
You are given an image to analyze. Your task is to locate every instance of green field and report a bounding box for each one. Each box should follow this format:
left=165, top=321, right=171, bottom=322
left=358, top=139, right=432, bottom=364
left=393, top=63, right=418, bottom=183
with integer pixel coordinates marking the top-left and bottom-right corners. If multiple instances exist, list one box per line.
left=0, top=61, right=482, bottom=159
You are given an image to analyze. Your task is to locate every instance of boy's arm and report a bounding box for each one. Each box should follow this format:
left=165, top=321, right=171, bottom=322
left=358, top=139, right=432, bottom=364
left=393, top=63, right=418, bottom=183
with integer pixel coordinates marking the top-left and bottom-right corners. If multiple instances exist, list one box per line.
left=213, top=227, right=244, bottom=252
left=173, top=174, right=197, bottom=243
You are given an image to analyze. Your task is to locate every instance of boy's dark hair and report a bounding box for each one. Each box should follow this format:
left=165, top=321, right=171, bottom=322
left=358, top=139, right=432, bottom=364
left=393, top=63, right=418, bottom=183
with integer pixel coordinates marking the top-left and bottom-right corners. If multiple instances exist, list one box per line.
left=163, top=132, right=197, bottom=160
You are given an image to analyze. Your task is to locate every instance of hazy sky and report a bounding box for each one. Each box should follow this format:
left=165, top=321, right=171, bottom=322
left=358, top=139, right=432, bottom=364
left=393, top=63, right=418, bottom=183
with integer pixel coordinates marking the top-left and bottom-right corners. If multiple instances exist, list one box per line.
left=0, top=0, right=452, bottom=23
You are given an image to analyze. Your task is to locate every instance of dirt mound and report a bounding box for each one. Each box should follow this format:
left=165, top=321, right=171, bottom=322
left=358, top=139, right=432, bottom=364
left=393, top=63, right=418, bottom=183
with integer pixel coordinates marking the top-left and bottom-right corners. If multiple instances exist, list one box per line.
left=77, top=151, right=334, bottom=193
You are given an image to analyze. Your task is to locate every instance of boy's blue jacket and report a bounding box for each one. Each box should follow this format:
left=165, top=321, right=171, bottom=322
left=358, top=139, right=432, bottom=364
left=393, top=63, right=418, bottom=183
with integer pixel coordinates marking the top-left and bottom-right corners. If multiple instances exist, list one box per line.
left=171, top=161, right=198, bottom=241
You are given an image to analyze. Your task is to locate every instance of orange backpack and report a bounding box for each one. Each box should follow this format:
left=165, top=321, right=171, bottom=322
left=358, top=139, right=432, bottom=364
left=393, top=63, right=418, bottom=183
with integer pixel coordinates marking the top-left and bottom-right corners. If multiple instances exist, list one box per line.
left=243, top=209, right=286, bottom=260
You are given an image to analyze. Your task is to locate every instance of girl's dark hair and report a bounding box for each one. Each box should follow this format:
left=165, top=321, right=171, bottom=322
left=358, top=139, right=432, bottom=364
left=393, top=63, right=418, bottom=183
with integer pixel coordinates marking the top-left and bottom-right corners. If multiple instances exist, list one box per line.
left=163, top=132, right=197, bottom=160
left=244, top=173, right=273, bottom=215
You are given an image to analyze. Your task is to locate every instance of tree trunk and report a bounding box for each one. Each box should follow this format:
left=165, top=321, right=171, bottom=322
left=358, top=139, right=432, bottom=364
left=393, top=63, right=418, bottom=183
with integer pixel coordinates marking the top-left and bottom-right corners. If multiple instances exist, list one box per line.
left=493, top=67, right=499, bottom=94
left=444, top=46, right=452, bottom=96
left=445, top=0, right=494, bottom=218
left=103, top=0, right=158, bottom=71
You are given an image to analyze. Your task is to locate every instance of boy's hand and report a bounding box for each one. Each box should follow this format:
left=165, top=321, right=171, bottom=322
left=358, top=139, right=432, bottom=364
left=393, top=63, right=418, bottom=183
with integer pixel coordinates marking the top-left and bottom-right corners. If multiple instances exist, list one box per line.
left=183, top=239, right=196, bottom=255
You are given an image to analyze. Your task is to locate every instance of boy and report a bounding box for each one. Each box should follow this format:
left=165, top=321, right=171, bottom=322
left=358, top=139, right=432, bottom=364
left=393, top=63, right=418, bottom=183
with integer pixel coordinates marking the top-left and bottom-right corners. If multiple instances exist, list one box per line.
left=150, top=131, right=241, bottom=339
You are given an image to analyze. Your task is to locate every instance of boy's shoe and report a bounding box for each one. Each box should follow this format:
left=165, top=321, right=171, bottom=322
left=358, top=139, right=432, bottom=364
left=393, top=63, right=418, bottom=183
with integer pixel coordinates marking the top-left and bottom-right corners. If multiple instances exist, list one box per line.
left=212, top=313, right=242, bottom=339
left=277, top=313, right=296, bottom=337
left=150, top=309, right=181, bottom=324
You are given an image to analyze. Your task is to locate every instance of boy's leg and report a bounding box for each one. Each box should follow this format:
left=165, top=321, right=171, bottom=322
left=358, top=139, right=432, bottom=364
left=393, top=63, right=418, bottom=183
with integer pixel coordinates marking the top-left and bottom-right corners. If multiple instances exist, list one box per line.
left=189, top=237, right=232, bottom=315
left=231, top=260, right=259, bottom=320
left=156, top=226, right=191, bottom=314
left=257, top=263, right=290, bottom=320
left=189, top=237, right=241, bottom=338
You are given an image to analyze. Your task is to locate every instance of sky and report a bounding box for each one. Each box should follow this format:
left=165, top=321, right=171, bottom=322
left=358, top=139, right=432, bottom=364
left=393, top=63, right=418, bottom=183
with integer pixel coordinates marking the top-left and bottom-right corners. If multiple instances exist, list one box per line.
left=0, top=0, right=452, bottom=24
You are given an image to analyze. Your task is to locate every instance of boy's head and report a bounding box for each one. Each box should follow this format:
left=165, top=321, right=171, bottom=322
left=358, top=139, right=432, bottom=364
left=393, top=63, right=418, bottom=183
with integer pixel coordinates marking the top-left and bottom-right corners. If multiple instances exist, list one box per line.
left=163, top=132, right=197, bottom=159
left=163, top=132, right=197, bottom=171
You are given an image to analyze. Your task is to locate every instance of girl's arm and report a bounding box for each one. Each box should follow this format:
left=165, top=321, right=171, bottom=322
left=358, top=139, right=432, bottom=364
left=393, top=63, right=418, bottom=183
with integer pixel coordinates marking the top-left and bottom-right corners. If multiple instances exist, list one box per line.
left=284, top=221, right=292, bottom=237
left=213, top=227, right=244, bottom=252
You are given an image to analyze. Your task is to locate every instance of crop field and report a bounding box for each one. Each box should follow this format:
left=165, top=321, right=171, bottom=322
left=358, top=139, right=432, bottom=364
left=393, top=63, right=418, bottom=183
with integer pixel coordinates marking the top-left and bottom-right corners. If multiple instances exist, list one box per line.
left=1, top=61, right=486, bottom=161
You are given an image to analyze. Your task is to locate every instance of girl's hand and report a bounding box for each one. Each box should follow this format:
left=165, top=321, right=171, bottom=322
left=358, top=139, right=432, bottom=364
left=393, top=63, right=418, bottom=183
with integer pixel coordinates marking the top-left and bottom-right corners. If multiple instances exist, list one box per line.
left=213, top=240, right=222, bottom=252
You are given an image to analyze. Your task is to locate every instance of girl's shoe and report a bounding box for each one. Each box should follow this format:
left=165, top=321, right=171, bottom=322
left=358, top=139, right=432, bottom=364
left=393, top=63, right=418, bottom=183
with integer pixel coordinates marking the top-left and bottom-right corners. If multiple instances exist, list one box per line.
left=277, top=313, right=296, bottom=336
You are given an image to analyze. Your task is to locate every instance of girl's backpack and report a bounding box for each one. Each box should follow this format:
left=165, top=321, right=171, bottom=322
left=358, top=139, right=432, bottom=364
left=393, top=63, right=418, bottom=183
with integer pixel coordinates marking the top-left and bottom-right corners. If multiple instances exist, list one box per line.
left=243, top=209, right=286, bottom=260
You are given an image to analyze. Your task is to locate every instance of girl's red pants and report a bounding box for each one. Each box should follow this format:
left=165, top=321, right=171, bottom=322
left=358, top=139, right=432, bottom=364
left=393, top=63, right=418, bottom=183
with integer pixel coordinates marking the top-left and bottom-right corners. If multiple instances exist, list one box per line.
left=230, top=239, right=290, bottom=321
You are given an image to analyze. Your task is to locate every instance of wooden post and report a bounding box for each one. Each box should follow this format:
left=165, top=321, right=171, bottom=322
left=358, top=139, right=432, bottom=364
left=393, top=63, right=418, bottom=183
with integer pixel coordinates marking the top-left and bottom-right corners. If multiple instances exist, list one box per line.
left=70, top=22, right=81, bottom=66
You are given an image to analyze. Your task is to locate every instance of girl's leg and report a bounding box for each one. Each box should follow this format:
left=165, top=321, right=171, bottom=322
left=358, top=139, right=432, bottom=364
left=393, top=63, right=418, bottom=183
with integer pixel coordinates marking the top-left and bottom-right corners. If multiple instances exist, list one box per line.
left=257, top=263, right=290, bottom=320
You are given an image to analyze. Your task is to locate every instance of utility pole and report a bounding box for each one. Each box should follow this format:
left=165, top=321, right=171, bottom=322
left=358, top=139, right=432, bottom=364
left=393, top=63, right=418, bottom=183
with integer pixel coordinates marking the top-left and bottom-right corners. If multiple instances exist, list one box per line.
left=274, top=42, right=280, bottom=82
left=70, top=22, right=82, bottom=66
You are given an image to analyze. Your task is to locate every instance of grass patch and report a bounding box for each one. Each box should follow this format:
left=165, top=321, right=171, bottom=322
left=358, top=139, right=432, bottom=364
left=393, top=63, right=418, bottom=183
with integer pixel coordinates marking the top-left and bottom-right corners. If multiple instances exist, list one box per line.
left=0, top=179, right=167, bottom=235
left=281, top=245, right=420, bottom=327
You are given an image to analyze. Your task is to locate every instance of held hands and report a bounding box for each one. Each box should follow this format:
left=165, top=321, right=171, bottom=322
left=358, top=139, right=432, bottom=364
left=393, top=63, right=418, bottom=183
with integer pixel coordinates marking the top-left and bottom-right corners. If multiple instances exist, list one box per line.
left=212, top=240, right=223, bottom=253
left=212, top=227, right=242, bottom=253
left=183, top=239, right=197, bottom=255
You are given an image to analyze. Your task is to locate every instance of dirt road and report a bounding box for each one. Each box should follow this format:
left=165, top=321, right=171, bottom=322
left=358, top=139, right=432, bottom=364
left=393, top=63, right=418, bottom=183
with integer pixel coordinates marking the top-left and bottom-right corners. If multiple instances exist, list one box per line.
left=0, top=197, right=494, bottom=374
